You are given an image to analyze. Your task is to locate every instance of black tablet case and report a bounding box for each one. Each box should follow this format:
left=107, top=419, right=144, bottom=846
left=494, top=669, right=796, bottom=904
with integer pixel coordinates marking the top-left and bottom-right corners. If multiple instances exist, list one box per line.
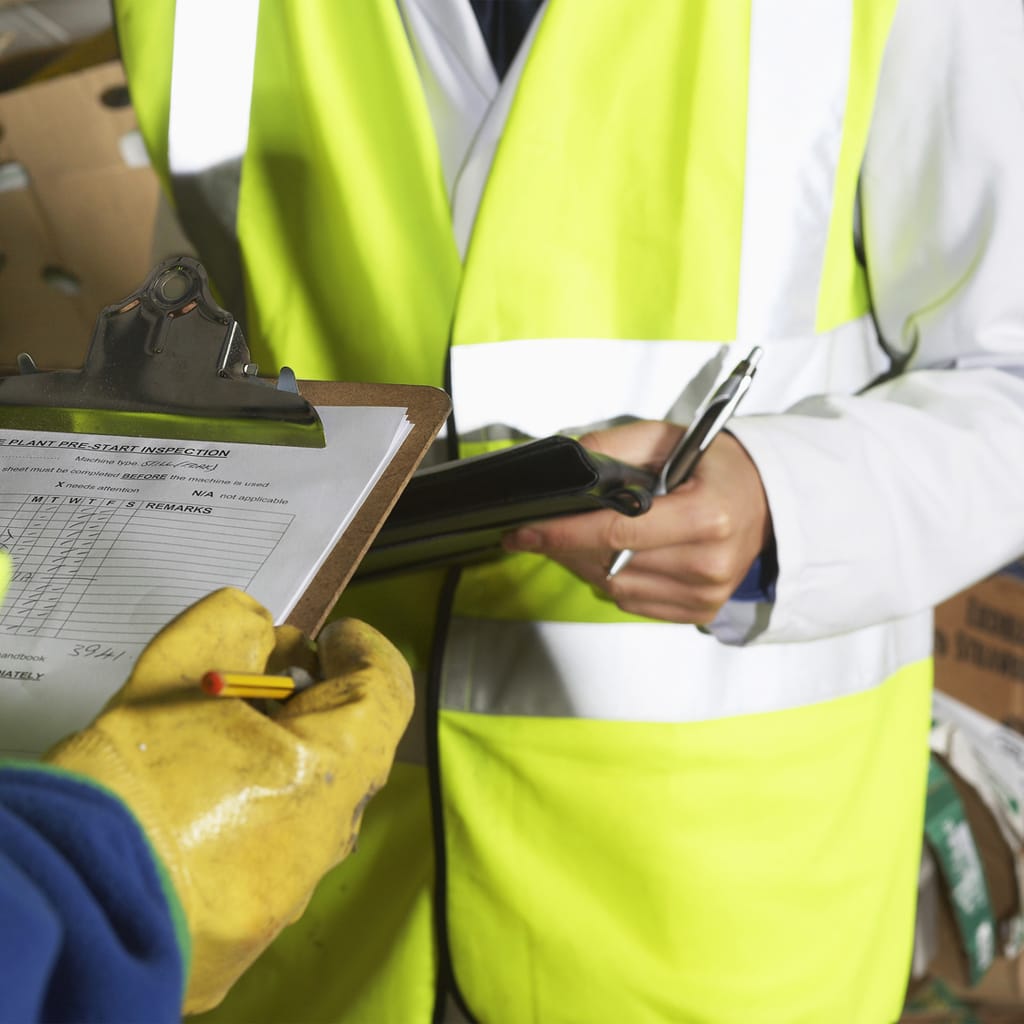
left=355, top=435, right=658, bottom=579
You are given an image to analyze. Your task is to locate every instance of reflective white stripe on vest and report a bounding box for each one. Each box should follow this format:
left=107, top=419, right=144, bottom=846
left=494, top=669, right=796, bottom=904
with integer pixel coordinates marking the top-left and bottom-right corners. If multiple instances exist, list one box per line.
left=169, top=1, right=260, bottom=174
left=449, top=318, right=890, bottom=437
left=738, top=2, right=852, bottom=341
left=440, top=611, right=931, bottom=722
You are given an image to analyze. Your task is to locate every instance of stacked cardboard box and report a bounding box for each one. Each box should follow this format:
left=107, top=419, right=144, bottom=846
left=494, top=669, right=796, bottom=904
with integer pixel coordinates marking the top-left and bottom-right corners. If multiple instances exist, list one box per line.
left=934, top=565, right=1024, bottom=731
left=920, top=562, right=1024, bottom=1008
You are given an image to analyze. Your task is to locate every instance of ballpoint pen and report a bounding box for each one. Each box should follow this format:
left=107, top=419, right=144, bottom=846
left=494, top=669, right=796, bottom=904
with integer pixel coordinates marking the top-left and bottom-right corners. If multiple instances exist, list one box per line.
left=606, top=345, right=764, bottom=578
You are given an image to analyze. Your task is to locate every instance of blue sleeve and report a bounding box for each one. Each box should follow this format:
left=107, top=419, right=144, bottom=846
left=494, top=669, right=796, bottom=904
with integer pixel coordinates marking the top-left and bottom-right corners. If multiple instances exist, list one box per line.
left=730, top=535, right=779, bottom=603
left=0, top=764, right=186, bottom=1024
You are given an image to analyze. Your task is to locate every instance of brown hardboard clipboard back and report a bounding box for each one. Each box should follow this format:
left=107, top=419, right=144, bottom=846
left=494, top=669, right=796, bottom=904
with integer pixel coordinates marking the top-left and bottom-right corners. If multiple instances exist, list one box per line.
left=284, top=380, right=451, bottom=637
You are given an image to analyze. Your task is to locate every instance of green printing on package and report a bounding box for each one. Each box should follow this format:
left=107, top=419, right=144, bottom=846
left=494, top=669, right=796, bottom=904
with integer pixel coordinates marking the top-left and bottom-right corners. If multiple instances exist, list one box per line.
left=923, top=756, right=997, bottom=986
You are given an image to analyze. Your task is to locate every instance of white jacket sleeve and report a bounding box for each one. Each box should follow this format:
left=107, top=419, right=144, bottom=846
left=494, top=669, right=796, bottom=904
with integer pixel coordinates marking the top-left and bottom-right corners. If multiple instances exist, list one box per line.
left=715, top=0, right=1024, bottom=645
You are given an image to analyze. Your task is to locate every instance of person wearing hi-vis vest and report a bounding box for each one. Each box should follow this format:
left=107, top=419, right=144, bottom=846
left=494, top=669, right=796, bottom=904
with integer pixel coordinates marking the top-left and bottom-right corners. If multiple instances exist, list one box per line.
left=111, top=0, right=1024, bottom=1021
left=0, top=549, right=414, bottom=1023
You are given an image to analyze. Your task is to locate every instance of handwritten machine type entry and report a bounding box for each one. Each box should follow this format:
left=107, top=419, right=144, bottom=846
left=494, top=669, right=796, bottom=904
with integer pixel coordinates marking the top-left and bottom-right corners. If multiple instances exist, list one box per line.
left=0, top=406, right=412, bottom=758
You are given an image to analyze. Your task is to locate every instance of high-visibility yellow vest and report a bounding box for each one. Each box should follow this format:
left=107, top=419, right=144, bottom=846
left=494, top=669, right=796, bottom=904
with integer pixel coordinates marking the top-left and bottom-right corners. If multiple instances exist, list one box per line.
left=115, top=3, right=932, bottom=1021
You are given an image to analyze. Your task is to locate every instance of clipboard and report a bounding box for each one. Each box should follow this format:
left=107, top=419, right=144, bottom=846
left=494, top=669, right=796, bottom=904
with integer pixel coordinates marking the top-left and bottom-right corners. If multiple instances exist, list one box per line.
left=288, top=380, right=449, bottom=632
left=0, top=255, right=449, bottom=758
left=0, top=255, right=450, bottom=636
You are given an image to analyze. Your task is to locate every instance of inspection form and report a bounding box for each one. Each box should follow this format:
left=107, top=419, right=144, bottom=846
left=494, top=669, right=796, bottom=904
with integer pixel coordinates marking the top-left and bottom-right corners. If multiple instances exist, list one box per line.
left=0, top=404, right=412, bottom=757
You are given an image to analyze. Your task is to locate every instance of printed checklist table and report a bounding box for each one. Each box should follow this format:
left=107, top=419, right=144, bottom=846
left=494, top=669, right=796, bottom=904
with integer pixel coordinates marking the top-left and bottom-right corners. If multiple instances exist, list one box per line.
left=0, top=494, right=293, bottom=642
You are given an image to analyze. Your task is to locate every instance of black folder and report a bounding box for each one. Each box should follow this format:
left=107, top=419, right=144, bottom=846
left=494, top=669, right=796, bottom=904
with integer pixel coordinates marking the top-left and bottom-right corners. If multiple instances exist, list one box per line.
left=355, top=435, right=658, bottom=579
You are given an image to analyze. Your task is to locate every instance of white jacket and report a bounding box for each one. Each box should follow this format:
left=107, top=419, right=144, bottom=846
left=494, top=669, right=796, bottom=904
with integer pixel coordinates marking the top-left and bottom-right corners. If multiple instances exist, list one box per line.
left=400, top=0, right=1024, bottom=650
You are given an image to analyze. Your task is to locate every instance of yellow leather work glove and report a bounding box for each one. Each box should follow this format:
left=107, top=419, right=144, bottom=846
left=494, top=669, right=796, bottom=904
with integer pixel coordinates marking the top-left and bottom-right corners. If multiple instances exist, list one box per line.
left=45, top=587, right=414, bottom=1014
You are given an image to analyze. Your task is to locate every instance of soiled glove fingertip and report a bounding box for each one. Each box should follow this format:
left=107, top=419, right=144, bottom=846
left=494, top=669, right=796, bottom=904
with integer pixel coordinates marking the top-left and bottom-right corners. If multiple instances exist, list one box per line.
left=266, top=624, right=318, bottom=677
left=275, top=619, right=413, bottom=754
left=317, top=618, right=413, bottom=690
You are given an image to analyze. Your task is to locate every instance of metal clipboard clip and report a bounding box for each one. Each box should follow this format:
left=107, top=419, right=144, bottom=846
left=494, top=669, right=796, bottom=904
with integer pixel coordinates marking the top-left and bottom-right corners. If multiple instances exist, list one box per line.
left=0, top=255, right=325, bottom=448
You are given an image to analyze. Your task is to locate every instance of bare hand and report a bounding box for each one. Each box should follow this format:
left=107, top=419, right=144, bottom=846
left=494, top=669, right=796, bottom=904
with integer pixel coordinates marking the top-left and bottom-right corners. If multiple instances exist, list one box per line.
left=502, top=421, right=773, bottom=624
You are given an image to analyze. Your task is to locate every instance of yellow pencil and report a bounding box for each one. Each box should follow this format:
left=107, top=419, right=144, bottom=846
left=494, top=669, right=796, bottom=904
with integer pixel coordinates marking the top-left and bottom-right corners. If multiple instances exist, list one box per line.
left=201, top=668, right=314, bottom=699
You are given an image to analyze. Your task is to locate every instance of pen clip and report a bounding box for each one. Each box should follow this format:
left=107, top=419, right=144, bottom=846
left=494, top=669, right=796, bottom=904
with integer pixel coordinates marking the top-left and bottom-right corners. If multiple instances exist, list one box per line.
left=658, top=346, right=762, bottom=493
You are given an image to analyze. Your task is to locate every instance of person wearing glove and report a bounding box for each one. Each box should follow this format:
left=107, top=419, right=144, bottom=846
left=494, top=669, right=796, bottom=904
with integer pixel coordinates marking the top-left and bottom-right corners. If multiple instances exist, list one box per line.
left=0, top=583, right=414, bottom=1022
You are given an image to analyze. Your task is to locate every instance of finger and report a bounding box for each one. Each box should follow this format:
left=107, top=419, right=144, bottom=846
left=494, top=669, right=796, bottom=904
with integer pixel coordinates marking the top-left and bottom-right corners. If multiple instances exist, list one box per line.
left=503, top=506, right=641, bottom=556
left=611, top=537, right=747, bottom=589
left=316, top=617, right=412, bottom=682
left=567, top=547, right=732, bottom=605
left=500, top=542, right=734, bottom=623
left=504, top=485, right=726, bottom=561
left=616, top=594, right=723, bottom=626
left=125, top=588, right=276, bottom=698
left=275, top=617, right=414, bottom=749
left=265, top=624, right=319, bottom=679
left=610, top=551, right=735, bottom=600
left=604, top=563, right=733, bottom=624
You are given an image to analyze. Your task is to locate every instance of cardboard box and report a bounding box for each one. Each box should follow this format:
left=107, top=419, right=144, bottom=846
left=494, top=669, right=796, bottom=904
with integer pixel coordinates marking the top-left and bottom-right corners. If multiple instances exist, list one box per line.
left=903, top=750, right=1024, bottom=1019
left=0, top=59, right=160, bottom=372
left=923, top=565, right=1024, bottom=1010
left=934, top=562, right=1024, bottom=730
left=901, top=974, right=1024, bottom=1022
left=0, top=1, right=113, bottom=92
